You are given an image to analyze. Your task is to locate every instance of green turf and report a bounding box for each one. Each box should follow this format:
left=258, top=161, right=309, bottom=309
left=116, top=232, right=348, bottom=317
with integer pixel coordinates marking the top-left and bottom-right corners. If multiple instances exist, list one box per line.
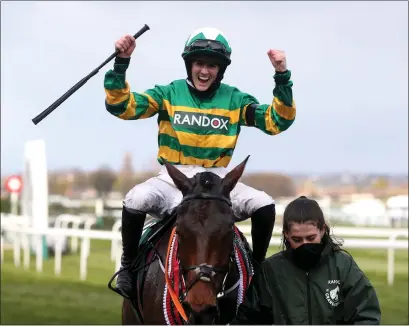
left=1, top=239, right=408, bottom=325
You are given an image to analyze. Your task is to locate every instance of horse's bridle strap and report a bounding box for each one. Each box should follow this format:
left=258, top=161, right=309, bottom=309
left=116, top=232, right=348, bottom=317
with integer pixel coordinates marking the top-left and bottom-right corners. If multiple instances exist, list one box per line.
left=180, top=254, right=233, bottom=301
left=181, top=192, right=232, bottom=207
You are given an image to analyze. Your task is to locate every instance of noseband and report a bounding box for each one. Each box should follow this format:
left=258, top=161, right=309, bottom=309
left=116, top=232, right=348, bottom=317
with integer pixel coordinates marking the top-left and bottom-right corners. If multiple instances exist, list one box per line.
left=177, top=191, right=233, bottom=302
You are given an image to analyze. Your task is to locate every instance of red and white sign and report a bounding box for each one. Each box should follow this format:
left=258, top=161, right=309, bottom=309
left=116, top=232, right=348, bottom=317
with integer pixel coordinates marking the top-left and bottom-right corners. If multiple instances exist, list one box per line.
left=4, top=175, right=23, bottom=193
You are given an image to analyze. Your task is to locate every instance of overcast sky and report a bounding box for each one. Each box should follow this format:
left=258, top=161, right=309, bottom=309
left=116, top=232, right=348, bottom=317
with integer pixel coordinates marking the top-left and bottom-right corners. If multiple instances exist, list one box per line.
left=1, top=1, right=408, bottom=175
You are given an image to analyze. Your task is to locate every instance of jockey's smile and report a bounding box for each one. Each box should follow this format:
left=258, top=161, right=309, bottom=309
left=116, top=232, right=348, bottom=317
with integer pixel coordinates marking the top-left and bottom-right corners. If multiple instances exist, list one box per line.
left=191, top=57, right=220, bottom=91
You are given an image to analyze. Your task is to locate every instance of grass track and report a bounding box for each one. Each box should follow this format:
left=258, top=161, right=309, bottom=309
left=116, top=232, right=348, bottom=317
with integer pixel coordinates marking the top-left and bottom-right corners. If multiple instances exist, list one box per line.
left=1, top=239, right=408, bottom=324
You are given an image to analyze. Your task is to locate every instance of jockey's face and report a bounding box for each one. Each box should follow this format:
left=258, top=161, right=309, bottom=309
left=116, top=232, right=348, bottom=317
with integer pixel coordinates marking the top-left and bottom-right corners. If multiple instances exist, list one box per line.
left=191, top=57, right=220, bottom=91
left=284, top=221, right=325, bottom=249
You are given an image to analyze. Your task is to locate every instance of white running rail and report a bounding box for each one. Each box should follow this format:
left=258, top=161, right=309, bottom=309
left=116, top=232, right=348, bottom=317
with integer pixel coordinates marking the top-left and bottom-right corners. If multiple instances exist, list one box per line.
left=1, top=219, right=408, bottom=286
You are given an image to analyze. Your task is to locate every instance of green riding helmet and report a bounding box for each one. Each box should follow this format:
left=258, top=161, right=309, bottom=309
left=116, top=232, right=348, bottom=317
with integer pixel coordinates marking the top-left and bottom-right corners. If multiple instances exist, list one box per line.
left=181, top=27, right=232, bottom=66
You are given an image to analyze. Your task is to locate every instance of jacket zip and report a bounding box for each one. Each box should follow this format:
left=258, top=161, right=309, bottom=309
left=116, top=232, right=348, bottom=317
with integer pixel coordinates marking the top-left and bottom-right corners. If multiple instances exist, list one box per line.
left=306, top=272, right=312, bottom=325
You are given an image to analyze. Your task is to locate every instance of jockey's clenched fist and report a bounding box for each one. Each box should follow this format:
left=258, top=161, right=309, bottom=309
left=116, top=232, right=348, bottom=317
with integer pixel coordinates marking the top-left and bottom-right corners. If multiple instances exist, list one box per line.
left=115, top=34, right=136, bottom=58
left=267, top=49, right=287, bottom=72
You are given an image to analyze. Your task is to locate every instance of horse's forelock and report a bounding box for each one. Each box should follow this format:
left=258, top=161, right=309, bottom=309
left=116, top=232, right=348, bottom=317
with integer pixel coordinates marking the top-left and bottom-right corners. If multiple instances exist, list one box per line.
left=194, top=172, right=223, bottom=194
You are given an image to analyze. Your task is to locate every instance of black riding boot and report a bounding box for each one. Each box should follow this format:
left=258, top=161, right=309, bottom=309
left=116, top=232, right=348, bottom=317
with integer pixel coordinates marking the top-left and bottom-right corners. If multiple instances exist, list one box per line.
left=250, top=204, right=276, bottom=265
left=116, top=206, right=146, bottom=299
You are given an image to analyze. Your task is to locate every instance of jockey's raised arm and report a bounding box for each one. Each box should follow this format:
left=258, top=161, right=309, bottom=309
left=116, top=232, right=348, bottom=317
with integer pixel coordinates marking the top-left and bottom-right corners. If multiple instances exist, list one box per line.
left=104, top=57, right=164, bottom=120
left=239, top=70, right=296, bottom=135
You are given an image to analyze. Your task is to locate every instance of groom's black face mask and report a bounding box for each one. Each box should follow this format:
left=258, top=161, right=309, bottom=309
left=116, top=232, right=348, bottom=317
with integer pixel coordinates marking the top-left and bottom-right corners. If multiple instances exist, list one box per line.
left=289, top=242, right=325, bottom=271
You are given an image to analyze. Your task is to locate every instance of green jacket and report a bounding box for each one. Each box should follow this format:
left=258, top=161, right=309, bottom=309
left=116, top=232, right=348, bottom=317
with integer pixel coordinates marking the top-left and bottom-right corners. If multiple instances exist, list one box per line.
left=231, top=244, right=381, bottom=325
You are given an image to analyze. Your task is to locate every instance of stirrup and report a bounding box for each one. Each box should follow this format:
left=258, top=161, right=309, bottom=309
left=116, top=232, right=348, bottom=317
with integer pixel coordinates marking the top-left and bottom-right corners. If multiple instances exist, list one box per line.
left=107, top=265, right=133, bottom=299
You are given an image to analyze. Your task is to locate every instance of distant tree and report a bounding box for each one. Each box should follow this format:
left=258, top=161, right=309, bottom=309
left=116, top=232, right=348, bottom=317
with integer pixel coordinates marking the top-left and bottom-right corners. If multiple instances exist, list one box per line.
left=241, top=173, right=297, bottom=198
left=372, top=176, right=389, bottom=190
left=299, top=179, right=322, bottom=197
left=72, top=169, right=90, bottom=191
left=120, top=152, right=135, bottom=177
left=135, top=171, right=157, bottom=184
left=114, top=152, right=137, bottom=196
left=89, top=166, right=117, bottom=198
left=114, top=175, right=139, bottom=196
left=48, top=174, right=70, bottom=195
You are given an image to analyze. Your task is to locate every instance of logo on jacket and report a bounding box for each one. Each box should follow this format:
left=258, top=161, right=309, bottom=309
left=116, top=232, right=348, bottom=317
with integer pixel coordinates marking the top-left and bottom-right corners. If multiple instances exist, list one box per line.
left=173, top=111, right=230, bottom=131
left=325, top=283, right=340, bottom=307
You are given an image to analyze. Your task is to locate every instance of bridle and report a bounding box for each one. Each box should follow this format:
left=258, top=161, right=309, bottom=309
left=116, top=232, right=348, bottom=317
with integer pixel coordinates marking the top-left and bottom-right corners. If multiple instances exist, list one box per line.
left=181, top=192, right=232, bottom=207
left=176, top=191, right=236, bottom=303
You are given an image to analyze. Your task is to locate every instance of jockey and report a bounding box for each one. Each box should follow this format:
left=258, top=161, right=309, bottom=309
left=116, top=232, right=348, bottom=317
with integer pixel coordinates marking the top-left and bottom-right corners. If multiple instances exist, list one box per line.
left=104, top=27, right=296, bottom=299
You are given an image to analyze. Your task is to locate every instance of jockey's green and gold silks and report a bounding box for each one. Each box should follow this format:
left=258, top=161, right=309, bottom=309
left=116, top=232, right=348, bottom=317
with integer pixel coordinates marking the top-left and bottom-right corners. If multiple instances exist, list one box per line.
left=104, top=59, right=296, bottom=168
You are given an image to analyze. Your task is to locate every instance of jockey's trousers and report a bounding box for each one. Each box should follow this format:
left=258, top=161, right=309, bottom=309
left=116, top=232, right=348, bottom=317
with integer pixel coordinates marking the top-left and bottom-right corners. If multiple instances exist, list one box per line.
left=123, top=165, right=274, bottom=221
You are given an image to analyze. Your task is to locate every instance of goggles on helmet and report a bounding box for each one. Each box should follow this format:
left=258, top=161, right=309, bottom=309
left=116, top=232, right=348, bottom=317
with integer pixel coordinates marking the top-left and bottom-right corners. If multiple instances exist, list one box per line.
left=184, top=39, right=230, bottom=57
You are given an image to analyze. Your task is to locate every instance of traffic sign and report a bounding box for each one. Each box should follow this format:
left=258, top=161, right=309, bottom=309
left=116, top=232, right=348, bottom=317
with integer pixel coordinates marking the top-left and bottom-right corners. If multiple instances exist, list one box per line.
left=5, top=175, right=23, bottom=193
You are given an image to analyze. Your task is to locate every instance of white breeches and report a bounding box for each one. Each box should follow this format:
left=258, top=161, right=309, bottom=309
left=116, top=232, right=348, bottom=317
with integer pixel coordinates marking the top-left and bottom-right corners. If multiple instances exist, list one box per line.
left=123, top=165, right=274, bottom=221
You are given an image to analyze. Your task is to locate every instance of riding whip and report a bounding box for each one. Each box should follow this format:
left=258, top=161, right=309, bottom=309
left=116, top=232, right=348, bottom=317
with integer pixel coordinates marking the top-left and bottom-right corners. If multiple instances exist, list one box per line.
left=31, top=24, right=150, bottom=125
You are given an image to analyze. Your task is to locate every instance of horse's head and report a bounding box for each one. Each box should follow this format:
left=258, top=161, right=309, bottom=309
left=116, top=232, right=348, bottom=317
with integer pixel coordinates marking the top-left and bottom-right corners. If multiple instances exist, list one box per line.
left=162, top=156, right=250, bottom=324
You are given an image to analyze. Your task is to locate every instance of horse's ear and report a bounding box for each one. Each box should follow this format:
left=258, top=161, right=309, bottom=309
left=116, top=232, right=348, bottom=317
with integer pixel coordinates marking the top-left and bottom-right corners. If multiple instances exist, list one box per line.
left=222, top=155, right=250, bottom=194
left=161, top=157, right=192, bottom=195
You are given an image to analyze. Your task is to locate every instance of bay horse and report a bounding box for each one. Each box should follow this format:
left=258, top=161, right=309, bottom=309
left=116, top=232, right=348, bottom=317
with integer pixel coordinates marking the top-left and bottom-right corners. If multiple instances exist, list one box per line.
left=108, top=156, right=255, bottom=324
